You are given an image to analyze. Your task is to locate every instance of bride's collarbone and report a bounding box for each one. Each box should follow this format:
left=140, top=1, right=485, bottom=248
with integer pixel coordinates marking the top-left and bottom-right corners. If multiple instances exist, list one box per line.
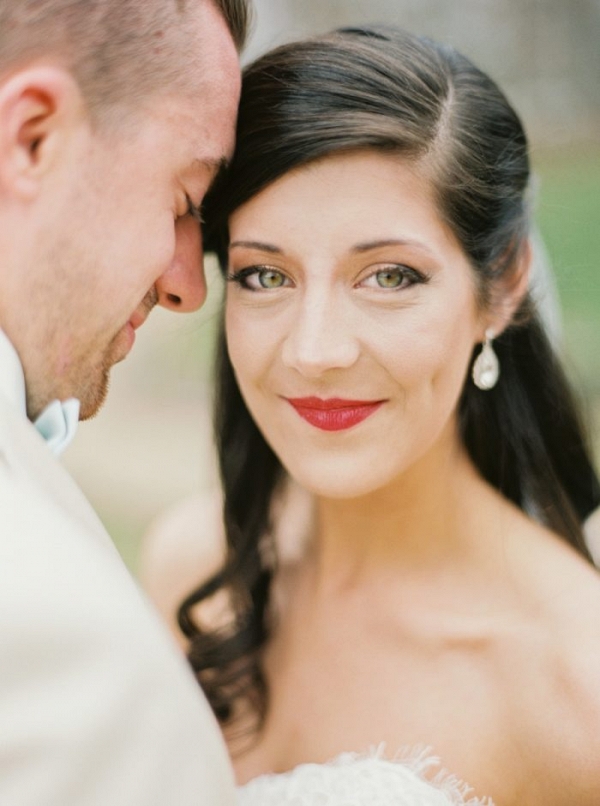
left=238, top=509, right=600, bottom=802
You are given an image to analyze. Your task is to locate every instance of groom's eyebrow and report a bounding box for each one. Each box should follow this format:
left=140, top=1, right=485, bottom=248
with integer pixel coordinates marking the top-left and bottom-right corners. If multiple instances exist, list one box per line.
left=203, top=156, right=229, bottom=175
left=179, top=157, right=229, bottom=214
left=189, top=157, right=230, bottom=190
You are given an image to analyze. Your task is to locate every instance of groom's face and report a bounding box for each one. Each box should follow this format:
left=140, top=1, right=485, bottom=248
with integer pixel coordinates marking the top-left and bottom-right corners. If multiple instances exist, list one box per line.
left=10, top=2, right=240, bottom=420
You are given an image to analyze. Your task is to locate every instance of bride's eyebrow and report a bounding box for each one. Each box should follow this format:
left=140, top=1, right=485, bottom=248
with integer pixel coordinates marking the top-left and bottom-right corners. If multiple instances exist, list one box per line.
left=352, top=238, right=435, bottom=256
left=229, top=240, right=282, bottom=254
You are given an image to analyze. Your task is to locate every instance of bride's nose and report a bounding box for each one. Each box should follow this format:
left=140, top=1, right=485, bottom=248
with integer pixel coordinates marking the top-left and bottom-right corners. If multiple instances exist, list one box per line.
left=281, top=292, right=360, bottom=377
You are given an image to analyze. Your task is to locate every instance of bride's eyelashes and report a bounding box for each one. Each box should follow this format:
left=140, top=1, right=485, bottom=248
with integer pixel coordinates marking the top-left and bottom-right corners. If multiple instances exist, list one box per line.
left=227, top=264, right=431, bottom=293
left=227, top=266, right=293, bottom=291
left=356, top=264, right=431, bottom=290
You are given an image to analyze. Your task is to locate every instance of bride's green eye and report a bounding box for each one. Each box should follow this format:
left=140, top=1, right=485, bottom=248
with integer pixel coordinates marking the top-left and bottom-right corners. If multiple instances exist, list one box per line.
left=375, top=269, right=404, bottom=288
left=259, top=269, right=285, bottom=289
left=358, top=264, right=429, bottom=291
left=227, top=266, right=292, bottom=291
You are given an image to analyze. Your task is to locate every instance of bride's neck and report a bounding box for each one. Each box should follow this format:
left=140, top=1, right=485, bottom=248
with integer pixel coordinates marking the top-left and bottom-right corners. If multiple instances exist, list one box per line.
left=307, top=439, right=502, bottom=590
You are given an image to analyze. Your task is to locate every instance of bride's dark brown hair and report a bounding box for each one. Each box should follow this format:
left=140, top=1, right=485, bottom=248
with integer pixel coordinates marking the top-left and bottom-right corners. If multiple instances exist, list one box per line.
left=178, top=26, right=600, bottom=737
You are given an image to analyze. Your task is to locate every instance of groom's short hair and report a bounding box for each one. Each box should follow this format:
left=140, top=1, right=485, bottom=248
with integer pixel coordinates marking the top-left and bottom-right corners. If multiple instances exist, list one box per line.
left=0, top=0, right=250, bottom=122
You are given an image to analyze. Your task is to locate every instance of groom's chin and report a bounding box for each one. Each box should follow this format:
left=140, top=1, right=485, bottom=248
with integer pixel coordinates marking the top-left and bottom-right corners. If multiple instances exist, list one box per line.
left=78, top=368, right=111, bottom=422
left=78, top=328, right=133, bottom=420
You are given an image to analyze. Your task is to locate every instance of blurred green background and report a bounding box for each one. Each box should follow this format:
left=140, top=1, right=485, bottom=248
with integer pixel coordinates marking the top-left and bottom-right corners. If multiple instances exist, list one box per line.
left=535, top=147, right=600, bottom=395
left=63, top=1, right=600, bottom=572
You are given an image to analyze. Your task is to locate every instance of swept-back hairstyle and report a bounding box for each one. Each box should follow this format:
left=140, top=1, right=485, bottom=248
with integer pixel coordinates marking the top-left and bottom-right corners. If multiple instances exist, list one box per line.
left=179, top=26, right=600, bottom=737
left=0, top=0, right=250, bottom=121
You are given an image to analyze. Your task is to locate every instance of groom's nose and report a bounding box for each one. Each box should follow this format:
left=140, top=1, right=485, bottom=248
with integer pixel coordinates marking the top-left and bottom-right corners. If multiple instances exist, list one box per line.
left=155, top=215, right=207, bottom=312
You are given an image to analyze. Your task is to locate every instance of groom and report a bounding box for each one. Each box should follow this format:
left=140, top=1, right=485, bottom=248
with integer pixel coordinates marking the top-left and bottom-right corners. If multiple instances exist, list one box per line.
left=0, top=1, right=248, bottom=804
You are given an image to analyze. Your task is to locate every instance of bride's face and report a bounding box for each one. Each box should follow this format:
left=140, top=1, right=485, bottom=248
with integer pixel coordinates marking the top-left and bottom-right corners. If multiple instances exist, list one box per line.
left=225, top=151, right=486, bottom=498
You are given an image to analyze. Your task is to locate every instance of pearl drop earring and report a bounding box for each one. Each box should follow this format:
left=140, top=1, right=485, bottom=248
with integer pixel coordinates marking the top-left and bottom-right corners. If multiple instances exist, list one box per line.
left=472, top=329, right=500, bottom=390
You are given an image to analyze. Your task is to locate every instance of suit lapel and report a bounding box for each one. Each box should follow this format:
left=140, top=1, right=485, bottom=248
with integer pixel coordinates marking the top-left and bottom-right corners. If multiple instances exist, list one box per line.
left=0, top=391, right=118, bottom=556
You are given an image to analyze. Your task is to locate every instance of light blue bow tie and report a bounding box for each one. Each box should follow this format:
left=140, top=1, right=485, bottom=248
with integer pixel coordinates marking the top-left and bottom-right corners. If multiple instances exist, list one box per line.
left=34, top=398, right=80, bottom=456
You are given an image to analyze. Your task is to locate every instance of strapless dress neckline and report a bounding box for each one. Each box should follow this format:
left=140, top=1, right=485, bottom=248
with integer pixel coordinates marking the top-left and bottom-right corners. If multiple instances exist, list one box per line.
left=237, top=745, right=494, bottom=806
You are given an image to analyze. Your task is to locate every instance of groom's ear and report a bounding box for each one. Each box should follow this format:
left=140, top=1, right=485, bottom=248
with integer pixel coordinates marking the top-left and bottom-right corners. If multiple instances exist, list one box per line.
left=0, top=65, right=86, bottom=202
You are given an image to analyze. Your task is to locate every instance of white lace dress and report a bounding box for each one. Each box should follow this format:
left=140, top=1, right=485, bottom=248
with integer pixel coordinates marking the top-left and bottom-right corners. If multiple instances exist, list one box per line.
left=237, top=746, right=494, bottom=806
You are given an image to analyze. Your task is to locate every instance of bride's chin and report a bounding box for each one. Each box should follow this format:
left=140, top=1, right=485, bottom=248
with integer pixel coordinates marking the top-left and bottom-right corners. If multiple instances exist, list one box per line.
left=281, top=462, right=395, bottom=501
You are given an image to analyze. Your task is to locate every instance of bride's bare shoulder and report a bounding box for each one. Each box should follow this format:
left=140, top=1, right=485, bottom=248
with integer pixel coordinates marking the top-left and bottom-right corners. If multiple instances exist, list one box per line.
left=139, top=489, right=225, bottom=645
left=513, top=523, right=600, bottom=803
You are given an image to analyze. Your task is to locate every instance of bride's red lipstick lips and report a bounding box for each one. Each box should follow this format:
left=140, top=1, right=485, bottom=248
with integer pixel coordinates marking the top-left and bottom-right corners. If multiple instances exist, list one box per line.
left=285, top=397, right=385, bottom=432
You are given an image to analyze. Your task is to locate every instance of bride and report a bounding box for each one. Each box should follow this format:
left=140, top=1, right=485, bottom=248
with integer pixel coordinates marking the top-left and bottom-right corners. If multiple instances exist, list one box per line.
left=144, top=27, right=600, bottom=805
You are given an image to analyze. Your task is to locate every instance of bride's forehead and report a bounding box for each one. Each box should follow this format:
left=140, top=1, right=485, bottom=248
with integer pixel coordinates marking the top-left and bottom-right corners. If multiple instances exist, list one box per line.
left=228, top=153, right=454, bottom=251
left=231, top=152, right=438, bottom=218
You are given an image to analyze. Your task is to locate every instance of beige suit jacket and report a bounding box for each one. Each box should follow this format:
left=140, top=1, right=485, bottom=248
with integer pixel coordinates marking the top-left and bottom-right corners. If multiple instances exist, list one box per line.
left=0, top=390, right=235, bottom=805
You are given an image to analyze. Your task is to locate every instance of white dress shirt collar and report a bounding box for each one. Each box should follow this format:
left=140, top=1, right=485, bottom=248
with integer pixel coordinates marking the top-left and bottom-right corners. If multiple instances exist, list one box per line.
left=0, top=327, right=79, bottom=455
